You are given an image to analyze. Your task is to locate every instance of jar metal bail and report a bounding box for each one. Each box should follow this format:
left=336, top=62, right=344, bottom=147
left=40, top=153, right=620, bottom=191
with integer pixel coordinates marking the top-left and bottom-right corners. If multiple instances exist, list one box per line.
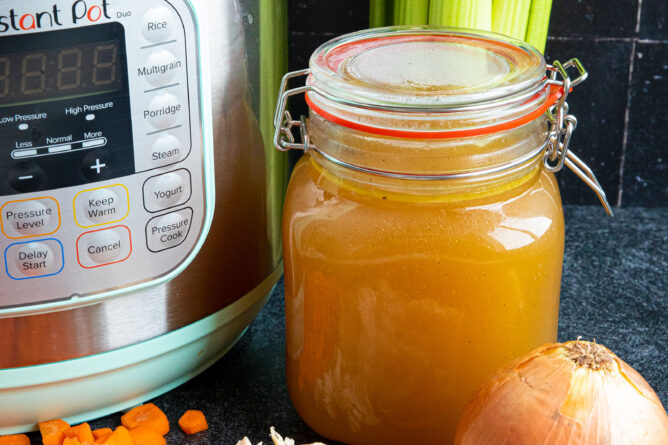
left=273, top=61, right=614, bottom=217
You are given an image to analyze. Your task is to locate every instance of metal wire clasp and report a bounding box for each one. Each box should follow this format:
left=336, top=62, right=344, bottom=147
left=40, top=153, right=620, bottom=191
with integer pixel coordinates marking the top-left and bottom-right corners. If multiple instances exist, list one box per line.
left=273, top=69, right=315, bottom=152
left=545, top=59, right=613, bottom=216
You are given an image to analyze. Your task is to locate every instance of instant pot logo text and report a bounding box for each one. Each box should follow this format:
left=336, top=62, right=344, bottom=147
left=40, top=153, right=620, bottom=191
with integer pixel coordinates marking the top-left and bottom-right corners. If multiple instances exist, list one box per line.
left=0, top=1, right=111, bottom=33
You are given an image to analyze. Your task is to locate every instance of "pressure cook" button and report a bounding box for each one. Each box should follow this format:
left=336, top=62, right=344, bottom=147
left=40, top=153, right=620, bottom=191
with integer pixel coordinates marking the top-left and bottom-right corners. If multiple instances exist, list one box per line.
left=144, top=93, right=181, bottom=129
left=142, top=6, right=177, bottom=43
left=1, top=197, right=61, bottom=239
left=145, top=207, right=193, bottom=252
left=4, top=239, right=64, bottom=280
left=76, top=226, right=132, bottom=269
left=74, top=185, right=130, bottom=228
left=143, top=169, right=191, bottom=212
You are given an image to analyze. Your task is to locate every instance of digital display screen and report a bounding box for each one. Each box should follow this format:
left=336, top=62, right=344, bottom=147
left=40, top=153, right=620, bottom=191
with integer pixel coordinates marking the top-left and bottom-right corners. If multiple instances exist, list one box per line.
left=0, top=32, right=124, bottom=107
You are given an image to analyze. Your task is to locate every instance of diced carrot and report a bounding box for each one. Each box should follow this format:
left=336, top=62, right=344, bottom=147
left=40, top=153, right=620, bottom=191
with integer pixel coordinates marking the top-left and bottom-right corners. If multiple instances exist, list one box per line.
left=94, top=431, right=112, bottom=445
left=129, top=426, right=166, bottom=445
left=64, top=423, right=95, bottom=443
left=39, top=418, right=71, bottom=445
left=0, top=434, right=30, bottom=445
left=178, top=410, right=208, bottom=435
left=121, top=404, right=169, bottom=436
left=63, top=438, right=82, bottom=445
left=92, top=429, right=113, bottom=440
left=96, top=427, right=133, bottom=445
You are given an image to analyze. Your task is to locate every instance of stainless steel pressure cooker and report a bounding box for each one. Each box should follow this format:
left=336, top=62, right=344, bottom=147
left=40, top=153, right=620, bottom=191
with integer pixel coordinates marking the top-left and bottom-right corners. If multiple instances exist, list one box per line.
left=0, top=0, right=287, bottom=432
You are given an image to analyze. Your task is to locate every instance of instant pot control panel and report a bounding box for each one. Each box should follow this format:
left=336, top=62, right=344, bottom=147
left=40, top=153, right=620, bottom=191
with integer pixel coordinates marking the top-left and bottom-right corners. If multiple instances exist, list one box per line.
left=0, top=0, right=210, bottom=309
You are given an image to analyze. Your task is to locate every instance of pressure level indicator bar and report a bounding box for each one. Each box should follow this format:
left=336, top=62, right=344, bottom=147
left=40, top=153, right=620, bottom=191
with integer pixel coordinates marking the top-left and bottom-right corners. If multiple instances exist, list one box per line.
left=11, top=138, right=108, bottom=159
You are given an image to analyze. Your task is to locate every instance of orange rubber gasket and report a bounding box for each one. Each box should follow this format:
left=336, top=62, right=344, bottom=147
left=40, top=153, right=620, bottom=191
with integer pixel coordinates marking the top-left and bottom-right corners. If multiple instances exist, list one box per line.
left=305, top=83, right=564, bottom=139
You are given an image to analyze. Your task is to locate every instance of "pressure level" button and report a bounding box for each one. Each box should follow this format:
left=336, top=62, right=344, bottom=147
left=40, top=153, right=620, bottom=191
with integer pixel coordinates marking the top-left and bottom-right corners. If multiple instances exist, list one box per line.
left=74, top=184, right=130, bottom=228
left=143, top=169, right=191, bottom=212
left=146, top=207, right=193, bottom=252
left=4, top=239, right=64, bottom=280
left=76, top=225, right=132, bottom=269
left=1, top=197, right=61, bottom=239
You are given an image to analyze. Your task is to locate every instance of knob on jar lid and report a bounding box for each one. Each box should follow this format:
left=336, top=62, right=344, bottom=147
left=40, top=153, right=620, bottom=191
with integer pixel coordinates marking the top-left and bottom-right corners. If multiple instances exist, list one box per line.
left=308, top=26, right=547, bottom=110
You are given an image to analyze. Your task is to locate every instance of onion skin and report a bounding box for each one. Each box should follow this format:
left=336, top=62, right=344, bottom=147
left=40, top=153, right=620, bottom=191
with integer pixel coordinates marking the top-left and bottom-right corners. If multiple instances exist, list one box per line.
left=454, top=341, right=668, bottom=445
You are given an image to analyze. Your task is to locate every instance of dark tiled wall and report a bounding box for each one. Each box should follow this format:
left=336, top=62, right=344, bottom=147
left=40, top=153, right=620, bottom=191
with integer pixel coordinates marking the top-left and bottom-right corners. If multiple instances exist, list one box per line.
left=287, top=0, right=667, bottom=207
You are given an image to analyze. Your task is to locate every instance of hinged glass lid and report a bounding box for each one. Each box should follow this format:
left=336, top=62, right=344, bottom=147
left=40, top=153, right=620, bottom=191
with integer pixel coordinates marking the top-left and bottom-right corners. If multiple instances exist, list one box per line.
left=309, top=27, right=547, bottom=110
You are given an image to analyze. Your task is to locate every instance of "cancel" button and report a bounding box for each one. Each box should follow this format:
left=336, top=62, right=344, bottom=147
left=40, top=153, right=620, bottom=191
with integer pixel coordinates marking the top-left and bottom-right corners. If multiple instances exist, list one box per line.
left=76, top=225, right=132, bottom=268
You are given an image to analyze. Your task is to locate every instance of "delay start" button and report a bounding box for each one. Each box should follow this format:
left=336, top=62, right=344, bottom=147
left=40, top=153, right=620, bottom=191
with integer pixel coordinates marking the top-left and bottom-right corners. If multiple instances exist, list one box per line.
left=4, top=239, right=64, bottom=280
left=76, top=225, right=132, bottom=268
left=146, top=207, right=193, bottom=252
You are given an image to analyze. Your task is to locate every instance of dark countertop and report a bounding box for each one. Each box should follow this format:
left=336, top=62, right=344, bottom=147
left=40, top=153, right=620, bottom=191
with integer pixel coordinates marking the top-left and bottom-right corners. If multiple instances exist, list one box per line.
left=33, top=205, right=668, bottom=444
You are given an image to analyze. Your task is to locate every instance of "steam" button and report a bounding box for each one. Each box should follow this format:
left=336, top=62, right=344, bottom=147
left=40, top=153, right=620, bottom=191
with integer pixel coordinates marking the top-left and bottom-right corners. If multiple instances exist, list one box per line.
left=76, top=226, right=132, bottom=268
left=143, top=169, right=191, bottom=212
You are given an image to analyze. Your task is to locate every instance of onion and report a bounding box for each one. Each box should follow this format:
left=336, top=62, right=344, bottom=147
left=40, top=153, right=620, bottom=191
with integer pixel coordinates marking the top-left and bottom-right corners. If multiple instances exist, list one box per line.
left=455, top=339, right=668, bottom=444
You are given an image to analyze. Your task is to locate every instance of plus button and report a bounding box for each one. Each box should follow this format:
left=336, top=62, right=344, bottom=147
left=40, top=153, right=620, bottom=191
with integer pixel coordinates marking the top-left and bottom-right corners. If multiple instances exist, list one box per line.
left=90, top=158, right=107, bottom=174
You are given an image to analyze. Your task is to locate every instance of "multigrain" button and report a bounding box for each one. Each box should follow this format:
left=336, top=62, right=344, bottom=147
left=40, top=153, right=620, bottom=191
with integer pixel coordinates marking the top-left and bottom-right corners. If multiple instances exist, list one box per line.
left=143, top=169, right=191, bottom=212
left=139, top=50, right=182, bottom=86
left=1, top=197, right=61, bottom=239
left=145, top=207, right=193, bottom=252
left=4, top=239, right=64, bottom=280
left=76, top=226, right=132, bottom=268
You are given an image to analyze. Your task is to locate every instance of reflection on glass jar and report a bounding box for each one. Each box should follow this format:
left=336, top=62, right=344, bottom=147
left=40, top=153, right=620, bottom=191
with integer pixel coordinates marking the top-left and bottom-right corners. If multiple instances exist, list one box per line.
left=277, top=27, right=610, bottom=445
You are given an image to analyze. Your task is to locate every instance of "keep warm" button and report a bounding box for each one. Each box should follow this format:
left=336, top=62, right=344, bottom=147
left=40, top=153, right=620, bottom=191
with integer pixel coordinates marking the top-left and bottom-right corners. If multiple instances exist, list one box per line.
left=76, top=225, right=132, bottom=269
left=74, top=184, right=130, bottom=228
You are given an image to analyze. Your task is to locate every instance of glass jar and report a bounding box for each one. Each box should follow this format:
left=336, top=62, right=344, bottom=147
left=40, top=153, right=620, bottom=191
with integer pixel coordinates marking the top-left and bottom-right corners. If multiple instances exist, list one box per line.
left=275, top=27, right=611, bottom=445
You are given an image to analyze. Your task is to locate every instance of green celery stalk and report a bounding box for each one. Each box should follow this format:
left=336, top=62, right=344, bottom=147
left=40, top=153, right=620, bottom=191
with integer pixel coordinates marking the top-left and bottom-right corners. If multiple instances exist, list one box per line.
left=393, top=0, right=429, bottom=25
left=525, top=0, right=552, bottom=52
left=370, top=0, right=388, bottom=27
left=492, top=0, right=532, bottom=40
left=476, top=0, right=493, bottom=31
left=429, top=0, right=493, bottom=31
left=260, top=0, right=288, bottom=262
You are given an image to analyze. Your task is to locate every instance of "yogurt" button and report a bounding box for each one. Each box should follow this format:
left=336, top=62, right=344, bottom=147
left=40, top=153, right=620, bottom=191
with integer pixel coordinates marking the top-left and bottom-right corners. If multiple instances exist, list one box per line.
left=4, top=239, right=64, bottom=279
left=143, top=169, right=191, bottom=212
left=1, top=197, right=60, bottom=239
left=76, top=226, right=132, bottom=268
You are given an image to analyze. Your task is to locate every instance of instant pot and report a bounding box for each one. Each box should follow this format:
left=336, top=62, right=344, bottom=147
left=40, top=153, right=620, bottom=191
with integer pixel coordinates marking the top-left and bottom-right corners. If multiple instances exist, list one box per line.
left=0, top=0, right=287, bottom=432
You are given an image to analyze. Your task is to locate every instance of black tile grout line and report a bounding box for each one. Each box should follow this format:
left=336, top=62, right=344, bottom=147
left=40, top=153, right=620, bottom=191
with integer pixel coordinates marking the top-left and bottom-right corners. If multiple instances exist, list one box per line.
left=617, top=0, right=644, bottom=207
left=547, top=36, right=668, bottom=44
